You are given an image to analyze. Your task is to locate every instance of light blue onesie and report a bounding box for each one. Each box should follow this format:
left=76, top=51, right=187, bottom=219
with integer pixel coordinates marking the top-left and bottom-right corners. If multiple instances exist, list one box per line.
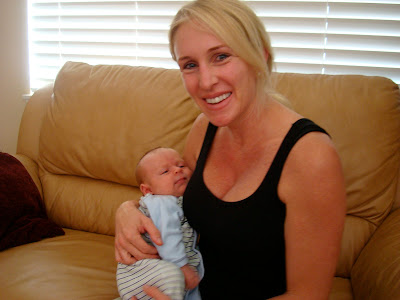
left=116, top=194, right=204, bottom=300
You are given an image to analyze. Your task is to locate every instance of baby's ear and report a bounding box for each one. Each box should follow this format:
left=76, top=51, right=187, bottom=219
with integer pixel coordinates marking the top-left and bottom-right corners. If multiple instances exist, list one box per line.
left=140, top=183, right=152, bottom=195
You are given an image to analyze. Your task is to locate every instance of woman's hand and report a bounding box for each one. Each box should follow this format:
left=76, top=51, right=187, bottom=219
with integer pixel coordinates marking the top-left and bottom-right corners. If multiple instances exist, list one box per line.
left=180, top=265, right=200, bottom=290
left=115, top=200, right=162, bottom=265
left=143, top=285, right=172, bottom=300
left=131, top=285, right=172, bottom=300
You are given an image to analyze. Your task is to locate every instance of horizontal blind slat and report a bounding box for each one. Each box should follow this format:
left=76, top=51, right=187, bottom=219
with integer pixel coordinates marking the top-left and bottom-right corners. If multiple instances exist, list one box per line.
left=328, top=2, right=400, bottom=21
left=326, top=34, right=400, bottom=52
left=325, top=49, right=400, bottom=68
left=327, top=19, right=400, bottom=36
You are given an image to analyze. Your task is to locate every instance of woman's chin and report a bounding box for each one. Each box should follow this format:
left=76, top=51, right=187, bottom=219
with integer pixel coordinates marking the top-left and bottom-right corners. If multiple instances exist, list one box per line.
left=205, top=110, right=236, bottom=127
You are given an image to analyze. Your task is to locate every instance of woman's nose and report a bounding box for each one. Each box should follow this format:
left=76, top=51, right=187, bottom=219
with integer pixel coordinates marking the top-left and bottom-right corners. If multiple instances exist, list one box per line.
left=199, top=65, right=217, bottom=90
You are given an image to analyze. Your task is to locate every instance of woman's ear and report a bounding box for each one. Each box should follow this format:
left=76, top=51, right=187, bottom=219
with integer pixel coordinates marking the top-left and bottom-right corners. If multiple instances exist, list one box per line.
left=263, top=48, right=269, bottom=63
left=140, top=183, right=153, bottom=195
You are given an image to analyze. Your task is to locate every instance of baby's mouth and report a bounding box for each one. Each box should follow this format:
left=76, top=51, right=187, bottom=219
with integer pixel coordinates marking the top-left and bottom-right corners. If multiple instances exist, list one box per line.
left=175, top=177, right=187, bottom=185
left=205, top=92, right=231, bottom=104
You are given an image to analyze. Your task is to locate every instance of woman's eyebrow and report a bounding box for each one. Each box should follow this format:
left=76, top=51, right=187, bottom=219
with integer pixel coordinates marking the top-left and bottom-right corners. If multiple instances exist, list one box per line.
left=208, top=45, right=226, bottom=52
left=177, top=45, right=227, bottom=63
left=178, top=55, right=191, bottom=63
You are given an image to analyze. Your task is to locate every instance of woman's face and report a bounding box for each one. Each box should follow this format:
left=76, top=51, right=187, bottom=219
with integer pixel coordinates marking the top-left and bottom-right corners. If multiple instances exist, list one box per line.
left=173, top=21, right=259, bottom=127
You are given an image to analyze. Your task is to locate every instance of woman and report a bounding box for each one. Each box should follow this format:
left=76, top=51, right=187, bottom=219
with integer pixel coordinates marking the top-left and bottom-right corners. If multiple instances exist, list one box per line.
left=115, top=0, right=346, bottom=299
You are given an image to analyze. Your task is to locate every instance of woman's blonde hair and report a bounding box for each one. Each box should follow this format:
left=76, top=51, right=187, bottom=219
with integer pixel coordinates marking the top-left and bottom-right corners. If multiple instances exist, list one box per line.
left=169, top=0, right=280, bottom=104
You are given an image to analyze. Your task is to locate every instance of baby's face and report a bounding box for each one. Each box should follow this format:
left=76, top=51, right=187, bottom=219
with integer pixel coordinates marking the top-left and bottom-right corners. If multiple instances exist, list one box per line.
left=142, top=148, right=192, bottom=197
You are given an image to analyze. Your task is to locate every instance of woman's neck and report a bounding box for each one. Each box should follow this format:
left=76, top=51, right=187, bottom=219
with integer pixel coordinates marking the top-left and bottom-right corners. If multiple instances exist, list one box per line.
left=222, top=98, right=277, bottom=147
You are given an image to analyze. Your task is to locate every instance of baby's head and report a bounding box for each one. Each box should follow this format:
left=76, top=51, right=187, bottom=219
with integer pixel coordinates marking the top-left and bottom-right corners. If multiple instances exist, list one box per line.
left=135, top=147, right=192, bottom=197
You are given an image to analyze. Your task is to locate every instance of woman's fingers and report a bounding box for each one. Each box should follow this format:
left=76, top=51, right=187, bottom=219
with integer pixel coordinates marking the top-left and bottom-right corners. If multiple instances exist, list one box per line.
left=114, top=200, right=162, bottom=264
left=115, top=244, right=137, bottom=265
left=115, top=232, right=160, bottom=264
left=142, top=216, right=163, bottom=246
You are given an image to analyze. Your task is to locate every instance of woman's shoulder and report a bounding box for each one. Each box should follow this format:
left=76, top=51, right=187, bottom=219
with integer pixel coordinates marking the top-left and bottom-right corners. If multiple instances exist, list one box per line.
left=192, top=113, right=209, bottom=130
left=280, top=125, right=344, bottom=204
left=288, top=122, right=338, bottom=170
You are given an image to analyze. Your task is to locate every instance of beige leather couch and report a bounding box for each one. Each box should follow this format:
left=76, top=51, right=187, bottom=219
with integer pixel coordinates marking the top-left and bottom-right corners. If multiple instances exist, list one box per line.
left=1, top=61, right=399, bottom=299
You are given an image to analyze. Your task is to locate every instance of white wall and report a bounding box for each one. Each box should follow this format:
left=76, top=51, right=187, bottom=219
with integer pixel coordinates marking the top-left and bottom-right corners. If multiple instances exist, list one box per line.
left=0, top=0, right=30, bottom=154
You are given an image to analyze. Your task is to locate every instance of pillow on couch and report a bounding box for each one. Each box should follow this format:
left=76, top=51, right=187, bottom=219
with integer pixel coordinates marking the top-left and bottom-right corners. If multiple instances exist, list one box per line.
left=0, top=152, right=64, bottom=251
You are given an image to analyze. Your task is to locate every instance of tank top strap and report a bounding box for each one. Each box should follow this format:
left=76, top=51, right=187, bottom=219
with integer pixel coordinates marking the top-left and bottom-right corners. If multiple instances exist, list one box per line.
left=196, top=122, right=218, bottom=170
left=194, top=119, right=328, bottom=188
left=268, top=118, right=329, bottom=187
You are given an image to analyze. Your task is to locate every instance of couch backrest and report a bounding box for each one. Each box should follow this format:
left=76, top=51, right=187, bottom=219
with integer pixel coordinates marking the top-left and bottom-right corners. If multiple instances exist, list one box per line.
left=31, top=62, right=200, bottom=235
left=18, top=61, right=400, bottom=278
left=273, top=73, right=400, bottom=276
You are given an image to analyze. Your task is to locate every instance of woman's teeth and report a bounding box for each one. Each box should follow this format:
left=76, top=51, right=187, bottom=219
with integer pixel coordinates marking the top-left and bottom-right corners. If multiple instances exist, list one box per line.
left=205, top=92, right=231, bottom=104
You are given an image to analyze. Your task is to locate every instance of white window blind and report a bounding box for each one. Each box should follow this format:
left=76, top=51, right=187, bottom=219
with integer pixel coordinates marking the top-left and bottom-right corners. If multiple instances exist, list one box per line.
left=28, top=0, right=400, bottom=91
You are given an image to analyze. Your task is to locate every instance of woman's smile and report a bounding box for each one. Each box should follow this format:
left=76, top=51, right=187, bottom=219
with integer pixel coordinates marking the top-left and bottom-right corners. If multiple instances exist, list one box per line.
left=205, top=92, right=232, bottom=104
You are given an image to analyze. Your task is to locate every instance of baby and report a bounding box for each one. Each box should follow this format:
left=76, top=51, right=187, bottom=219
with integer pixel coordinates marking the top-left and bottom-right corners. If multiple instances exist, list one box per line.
left=116, top=147, right=203, bottom=300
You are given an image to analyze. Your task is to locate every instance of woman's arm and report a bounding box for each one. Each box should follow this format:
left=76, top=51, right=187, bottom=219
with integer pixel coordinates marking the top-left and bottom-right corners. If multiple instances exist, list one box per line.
left=276, top=132, right=346, bottom=300
left=114, top=199, right=162, bottom=264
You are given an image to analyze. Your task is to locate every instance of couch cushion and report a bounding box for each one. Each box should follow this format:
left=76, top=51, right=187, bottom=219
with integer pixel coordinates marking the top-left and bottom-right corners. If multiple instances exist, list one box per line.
left=0, top=152, right=64, bottom=251
left=0, top=228, right=118, bottom=299
left=330, top=277, right=353, bottom=300
left=39, top=170, right=142, bottom=235
left=351, top=208, right=400, bottom=300
left=39, top=62, right=200, bottom=187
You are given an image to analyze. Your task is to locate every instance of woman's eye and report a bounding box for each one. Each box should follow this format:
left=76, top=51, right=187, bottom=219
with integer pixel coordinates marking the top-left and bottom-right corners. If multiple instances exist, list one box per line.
left=183, top=62, right=197, bottom=70
left=216, top=53, right=229, bottom=61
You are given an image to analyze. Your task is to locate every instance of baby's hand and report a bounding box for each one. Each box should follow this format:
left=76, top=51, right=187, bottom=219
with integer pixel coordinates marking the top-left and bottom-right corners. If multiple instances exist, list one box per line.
left=180, top=264, right=200, bottom=290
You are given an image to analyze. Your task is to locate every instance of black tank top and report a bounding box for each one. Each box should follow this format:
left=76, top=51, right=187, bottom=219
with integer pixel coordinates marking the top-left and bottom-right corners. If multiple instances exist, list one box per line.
left=183, top=118, right=328, bottom=299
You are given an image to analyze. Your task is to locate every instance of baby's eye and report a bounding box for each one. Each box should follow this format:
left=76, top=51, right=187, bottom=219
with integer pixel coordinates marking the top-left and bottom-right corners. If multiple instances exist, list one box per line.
left=161, top=169, right=168, bottom=175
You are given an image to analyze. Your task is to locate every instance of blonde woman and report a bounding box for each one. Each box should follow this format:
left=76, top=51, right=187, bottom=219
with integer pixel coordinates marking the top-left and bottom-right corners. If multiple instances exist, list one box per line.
left=115, top=0, right=346, bottom=299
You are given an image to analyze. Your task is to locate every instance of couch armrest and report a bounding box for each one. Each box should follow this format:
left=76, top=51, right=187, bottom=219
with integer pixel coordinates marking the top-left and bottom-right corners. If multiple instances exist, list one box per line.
left=13, top=153, right=43, bottom=199
left=17, top=83, right=54, bottom=162
left=351, top=208, right=400, bottom=300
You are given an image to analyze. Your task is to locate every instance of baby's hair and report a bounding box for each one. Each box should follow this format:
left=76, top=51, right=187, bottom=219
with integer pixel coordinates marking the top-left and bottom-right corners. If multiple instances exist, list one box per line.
left=135, top=147, right=163, bottom=186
